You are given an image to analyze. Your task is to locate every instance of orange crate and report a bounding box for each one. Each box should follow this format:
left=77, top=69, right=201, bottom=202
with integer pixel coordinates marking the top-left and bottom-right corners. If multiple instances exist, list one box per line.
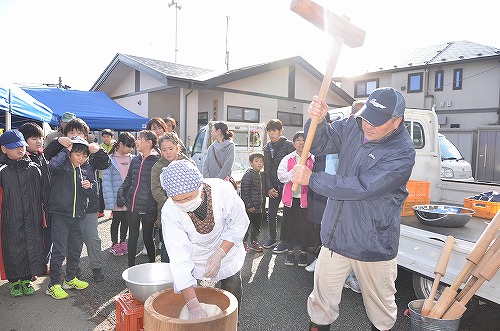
left=115, top=293, right=144, bottom=331
left=406, top=180, right=430, bottom=199
left=401, top=197, right=431, bottom=216
left=401, top=181, right=431, bottom=216
left=464, top=198, right=500, bottom=220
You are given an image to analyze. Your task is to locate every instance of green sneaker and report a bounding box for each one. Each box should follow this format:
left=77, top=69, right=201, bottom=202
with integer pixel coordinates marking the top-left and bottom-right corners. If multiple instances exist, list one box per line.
left=9, top=280, right=23, bottom=298
left=63, top=277, right=89, bottom=290
left=46, top=284, right=69, bottom=299
left=21, top=280, right=35, bottom=295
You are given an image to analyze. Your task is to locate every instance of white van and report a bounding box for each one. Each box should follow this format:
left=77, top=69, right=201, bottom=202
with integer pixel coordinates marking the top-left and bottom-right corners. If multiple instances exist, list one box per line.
left=438, top=133, right=473, bottom=180
left=190, top=121, right=267, bottom=183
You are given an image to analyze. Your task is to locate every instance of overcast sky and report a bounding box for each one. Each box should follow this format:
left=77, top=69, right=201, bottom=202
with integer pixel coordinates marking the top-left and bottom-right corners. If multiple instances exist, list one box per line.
left=1, top=0, right=498, bottom=90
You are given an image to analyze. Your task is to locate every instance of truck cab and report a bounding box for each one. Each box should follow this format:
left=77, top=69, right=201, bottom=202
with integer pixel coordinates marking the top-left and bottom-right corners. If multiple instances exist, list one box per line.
left=190, top=121, right=266, bottom=182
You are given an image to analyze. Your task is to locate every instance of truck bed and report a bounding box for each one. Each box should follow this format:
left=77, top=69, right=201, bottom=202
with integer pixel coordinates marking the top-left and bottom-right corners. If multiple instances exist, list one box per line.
left=401, top=214, right=488, bottom=244
left=398, top=215, right=500, bottom=304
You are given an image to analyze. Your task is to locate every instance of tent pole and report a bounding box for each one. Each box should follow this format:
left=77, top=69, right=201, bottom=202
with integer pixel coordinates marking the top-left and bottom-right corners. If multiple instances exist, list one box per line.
left=6, top=89, right=12, bottom=130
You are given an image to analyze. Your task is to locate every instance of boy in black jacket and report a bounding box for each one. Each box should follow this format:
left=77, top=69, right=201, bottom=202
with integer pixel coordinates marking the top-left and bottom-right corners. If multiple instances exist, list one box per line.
left=44, top=118, right=110, bottom=282
left=45, top=137, right=96, bottom=299
left=262, top=119, right=294, bottom=250
left=0, top=130, right=48, bottom=297
left=18, top=122, right=52, bottom=274
left=240, top=153, right=266, bottom=252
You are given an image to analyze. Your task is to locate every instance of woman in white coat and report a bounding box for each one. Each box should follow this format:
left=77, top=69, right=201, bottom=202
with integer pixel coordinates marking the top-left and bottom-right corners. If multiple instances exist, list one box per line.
left=160, top=160, right=249, bottom=319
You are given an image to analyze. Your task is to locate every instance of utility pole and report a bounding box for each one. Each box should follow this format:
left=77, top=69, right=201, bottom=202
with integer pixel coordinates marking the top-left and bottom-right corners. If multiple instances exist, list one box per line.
left=168, top=0, right=182, bottom=63
left=225, top=16, right=230, bottom=71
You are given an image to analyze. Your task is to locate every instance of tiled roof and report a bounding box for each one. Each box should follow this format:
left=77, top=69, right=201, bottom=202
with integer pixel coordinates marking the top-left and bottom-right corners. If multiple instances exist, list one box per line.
left=122, top=54, right=213, bottom=79
left=371, top=40, right=499, bottom=71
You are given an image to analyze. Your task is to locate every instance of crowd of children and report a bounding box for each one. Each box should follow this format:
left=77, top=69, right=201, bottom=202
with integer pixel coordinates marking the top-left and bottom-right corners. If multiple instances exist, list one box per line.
left=1, top=115, right=357, bottom=311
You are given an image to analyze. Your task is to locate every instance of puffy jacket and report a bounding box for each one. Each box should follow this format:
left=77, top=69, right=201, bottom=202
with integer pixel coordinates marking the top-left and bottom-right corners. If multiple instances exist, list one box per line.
left=240, top=168, right=266, bottom=213
left=305, top=116, right=415, bottom=262
left=278, top=151, right=314, bottom=208
left=46, top=149, right=96, bottom=219
left=102, top=153, right=132, bottom=210
left=44, top=140, right=110, bottom=214
left=117, top=153, right=159, bottom=221
left=263, top=137, right=294, bottom=192
left=151, top=153, right=194, bottom=219
left=0, top=154, right=47, bottom=280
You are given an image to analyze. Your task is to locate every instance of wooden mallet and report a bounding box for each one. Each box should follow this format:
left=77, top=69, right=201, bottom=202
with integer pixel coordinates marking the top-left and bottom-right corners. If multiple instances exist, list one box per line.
left=290, top=0, right=366, bottom=191
left=421, top=236, right=455, bottom=316
left=456, top=234, right=500, bottom=302
left=442, top=243, right=500, bottom=320
left=427, top=210, right=500, bottom=319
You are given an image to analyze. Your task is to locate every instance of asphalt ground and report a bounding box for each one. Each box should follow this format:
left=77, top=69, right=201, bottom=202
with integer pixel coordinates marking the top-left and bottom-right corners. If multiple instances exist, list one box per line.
left=1, top=210, right=499, bottom=331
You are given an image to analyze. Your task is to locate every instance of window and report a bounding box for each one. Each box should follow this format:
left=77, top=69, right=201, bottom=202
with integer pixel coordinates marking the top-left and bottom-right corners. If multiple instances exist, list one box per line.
left=453, top=68, right=463, bottom=90
left=232, top=130, right=263, bottom=148
left=227, top=106, right=260, bottom=122
left=354, top=79, right=379, bottom=97
left=277, top=111, right=303, bottom=127
left=435, top=70, right=444, bottom=91
left=198, top=112, right=208, bottom=130
left=404, top=120, right=425, bottom=149
left=407, top=73, right=423, bottom=93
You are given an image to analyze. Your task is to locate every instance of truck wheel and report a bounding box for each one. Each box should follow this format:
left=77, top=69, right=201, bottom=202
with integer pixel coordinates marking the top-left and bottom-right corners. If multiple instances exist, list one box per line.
left=411, top=273, right=479, bottom=319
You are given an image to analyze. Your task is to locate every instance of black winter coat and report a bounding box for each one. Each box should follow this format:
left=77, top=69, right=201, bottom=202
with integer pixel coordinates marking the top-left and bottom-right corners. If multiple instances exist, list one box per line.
left=117, top=153, right=159, bottom=221
left=44, top=139, right=111, bottom=214
left=263, top=137, right=294, bottom=192
left=0, top=154, right=47, bottom=280
left=46, top=149, right=96, bottom=218
left=240, top=168, right=267, bottom=214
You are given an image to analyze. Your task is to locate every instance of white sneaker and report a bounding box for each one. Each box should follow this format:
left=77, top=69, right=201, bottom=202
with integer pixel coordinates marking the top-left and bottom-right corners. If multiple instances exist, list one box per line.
left=344, top=275, right=361, bottom=293
left=305, top=258, right=317, bottom=272
left=141, top=245, right=148, bottom=256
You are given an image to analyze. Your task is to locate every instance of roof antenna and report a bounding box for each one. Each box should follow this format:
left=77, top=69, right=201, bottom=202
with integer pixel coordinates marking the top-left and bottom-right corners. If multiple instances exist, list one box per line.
left=225, top=16, right=230, bottom=71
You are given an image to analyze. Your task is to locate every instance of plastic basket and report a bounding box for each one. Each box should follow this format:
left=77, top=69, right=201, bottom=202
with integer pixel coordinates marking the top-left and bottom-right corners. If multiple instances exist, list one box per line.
left=407, top=180, right=431, bottom=199
left=463, top=198, right=500, bottom=220
left=115, top=293, right=145, bottom=331
left=401, top=181, right=431, bottom=216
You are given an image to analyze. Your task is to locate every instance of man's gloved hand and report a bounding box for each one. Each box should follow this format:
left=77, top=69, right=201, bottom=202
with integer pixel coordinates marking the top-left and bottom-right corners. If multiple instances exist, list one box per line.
left=204, top=247, right=226, bottom=279
left=186, top=298, right=208, bottom=319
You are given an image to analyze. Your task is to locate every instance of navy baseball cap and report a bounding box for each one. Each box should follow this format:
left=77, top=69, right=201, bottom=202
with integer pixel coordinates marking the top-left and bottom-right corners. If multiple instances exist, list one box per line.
left=0, top=129, right=29, bottom=149
left=355, top=87, right=406, bottom=127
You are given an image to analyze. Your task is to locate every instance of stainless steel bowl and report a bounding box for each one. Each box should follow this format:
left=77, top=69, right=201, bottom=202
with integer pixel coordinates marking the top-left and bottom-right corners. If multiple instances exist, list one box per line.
left=412, top=205, right=475, bottom=228
left=122, top=262, right=174, bottom=302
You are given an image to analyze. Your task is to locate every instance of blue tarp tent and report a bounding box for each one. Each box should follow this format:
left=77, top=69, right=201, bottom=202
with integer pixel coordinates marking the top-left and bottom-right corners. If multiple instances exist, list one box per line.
left=23, top=88, right=149, bottom=131
left=0, top=84, right=59, bottom=129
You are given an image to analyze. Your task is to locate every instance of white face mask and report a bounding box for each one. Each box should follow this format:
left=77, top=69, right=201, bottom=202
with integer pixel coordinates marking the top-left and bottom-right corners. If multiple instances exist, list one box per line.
left=174, top=190, right=203, bottom=213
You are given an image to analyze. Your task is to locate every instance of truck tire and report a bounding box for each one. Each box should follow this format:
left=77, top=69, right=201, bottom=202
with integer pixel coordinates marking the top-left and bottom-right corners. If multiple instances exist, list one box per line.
left=411, top=273, right=479, bottom=319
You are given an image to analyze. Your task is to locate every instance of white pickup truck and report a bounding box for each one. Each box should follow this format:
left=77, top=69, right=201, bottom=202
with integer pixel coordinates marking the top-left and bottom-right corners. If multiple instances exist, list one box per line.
left=400, top=108, right=500, bottom=306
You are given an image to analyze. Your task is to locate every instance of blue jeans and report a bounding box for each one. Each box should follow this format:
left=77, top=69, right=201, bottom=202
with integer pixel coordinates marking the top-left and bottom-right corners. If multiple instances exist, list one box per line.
left=49, top=214, right=84, bottom=287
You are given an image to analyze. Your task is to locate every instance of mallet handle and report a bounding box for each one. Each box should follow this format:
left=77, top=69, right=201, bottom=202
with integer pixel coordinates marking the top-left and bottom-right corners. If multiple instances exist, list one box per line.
left=461, top=211, right=500, bottom=283
left=292, top=37, right=343, bottom=192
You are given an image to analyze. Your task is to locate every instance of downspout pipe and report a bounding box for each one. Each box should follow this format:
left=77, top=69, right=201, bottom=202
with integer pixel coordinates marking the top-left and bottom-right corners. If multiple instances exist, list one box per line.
left=424, top=67, right=435, bottom=110
left=184, top=83, right=194, bottom=149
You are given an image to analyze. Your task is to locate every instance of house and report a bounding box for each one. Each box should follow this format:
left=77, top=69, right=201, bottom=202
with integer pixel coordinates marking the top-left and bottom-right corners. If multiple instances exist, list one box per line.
left=90, top=54, right=354, bottom=150
left=335, top=41, right=500, bottom=181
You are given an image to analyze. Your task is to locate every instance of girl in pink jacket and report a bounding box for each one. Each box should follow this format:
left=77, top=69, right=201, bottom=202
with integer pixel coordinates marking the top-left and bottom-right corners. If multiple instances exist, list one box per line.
left=277, top=131, right=314, bottom=267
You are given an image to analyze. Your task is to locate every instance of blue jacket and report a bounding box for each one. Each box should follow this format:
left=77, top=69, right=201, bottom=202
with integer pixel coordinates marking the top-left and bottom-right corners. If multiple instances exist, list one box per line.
left=102, top=153, right=130, bottom=210
left=305, top=115, right=415, bottom=262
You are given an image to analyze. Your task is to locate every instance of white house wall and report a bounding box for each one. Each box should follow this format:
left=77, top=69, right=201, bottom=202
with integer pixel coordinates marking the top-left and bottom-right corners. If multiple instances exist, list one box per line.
left=295, top=67, right=348, bottom=106
left=114, top=94, right=149, bottom=119
left=219, top=68, right=289, bottom=96
left=110, top=69, right=136, bottom=96
left=149, top=90, right=180, bottom=120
